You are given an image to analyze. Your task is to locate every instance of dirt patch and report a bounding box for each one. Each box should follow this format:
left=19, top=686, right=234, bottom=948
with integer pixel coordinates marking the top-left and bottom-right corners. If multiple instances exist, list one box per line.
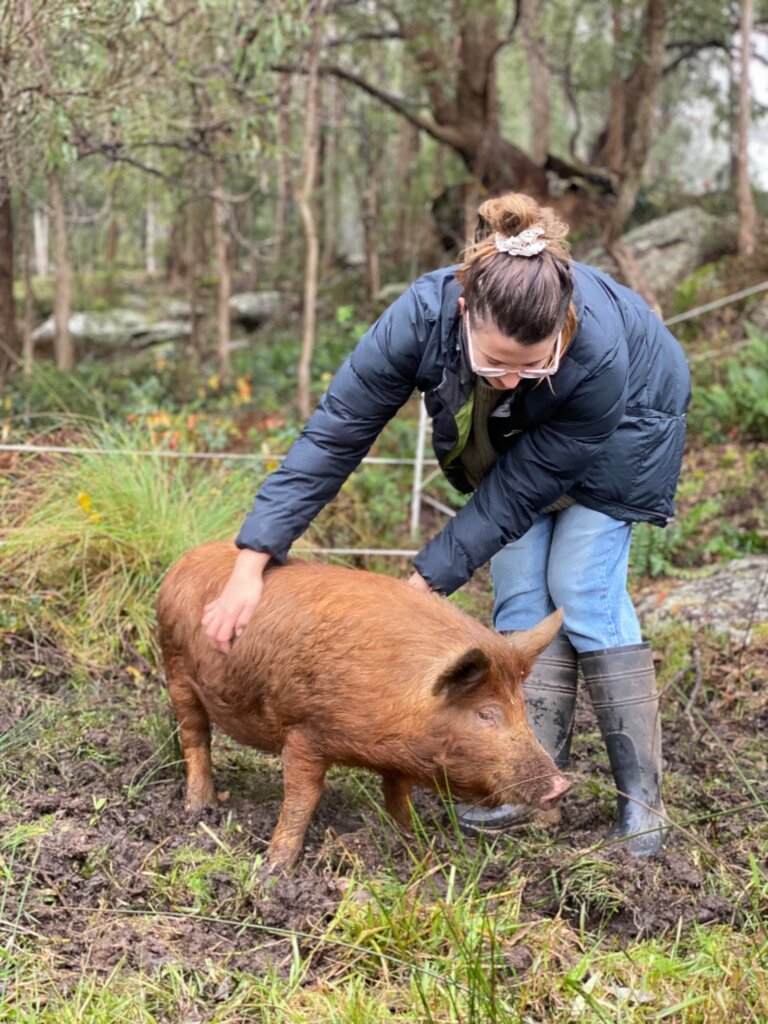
left=0, top=623, right=766, bottom=985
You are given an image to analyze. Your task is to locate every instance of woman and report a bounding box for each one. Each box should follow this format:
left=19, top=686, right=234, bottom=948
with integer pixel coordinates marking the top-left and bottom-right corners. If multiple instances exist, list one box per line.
left=203, top=192, right=691, bottom=857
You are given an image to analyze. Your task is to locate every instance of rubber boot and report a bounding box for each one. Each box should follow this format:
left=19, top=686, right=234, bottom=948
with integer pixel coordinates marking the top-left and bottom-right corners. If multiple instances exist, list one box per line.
left=580, top=643, right=668, bottom=858
left=455, top=637, right=578, bottom=835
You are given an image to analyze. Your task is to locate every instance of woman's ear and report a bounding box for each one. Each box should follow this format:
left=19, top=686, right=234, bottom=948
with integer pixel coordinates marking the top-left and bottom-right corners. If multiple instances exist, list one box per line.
left=458, top=296, right=465, bottom=314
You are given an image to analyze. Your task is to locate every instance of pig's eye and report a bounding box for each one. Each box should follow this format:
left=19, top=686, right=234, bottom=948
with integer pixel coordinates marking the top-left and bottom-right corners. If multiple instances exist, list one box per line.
left=477, top=707, right=499, bottom=725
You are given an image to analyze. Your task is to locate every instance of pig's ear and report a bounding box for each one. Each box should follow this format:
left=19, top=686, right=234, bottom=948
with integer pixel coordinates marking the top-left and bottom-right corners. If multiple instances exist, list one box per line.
left=506, top=609, right=563, bottom=662
left=433, top=647, right=491, bottom=699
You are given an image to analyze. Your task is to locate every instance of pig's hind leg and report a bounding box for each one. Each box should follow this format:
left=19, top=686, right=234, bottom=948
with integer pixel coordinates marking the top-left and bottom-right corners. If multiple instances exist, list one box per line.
left=165, top=658, right=217, bottom=812
left=268, top=729, right=329, bottom=870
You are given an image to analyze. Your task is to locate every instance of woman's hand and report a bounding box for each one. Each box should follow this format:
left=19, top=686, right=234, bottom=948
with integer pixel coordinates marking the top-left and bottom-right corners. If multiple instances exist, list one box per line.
left=202, top=548, right=272, bottom=653
left=406, top=570, right=432, bottom=595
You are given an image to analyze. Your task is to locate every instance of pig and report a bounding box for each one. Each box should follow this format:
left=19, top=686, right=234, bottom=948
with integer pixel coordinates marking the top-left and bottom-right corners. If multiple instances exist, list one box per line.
left=157, top=540, right=570, bottom=869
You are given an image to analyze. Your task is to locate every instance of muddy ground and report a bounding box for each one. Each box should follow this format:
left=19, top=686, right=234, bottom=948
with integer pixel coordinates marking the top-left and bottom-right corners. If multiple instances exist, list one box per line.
left=1, top=618, right=766, bottom=986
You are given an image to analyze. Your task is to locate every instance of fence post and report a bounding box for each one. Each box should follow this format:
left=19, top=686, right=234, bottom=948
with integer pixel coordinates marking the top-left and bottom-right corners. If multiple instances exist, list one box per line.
left=410, top=395, right=428, bottom=537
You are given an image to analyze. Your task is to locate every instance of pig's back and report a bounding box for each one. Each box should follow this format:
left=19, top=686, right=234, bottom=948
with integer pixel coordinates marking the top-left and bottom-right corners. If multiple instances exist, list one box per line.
left=158, top=541, right=502, bottom=718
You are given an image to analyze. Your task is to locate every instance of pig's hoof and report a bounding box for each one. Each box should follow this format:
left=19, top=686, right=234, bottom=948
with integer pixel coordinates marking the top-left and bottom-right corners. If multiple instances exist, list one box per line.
left=184, top=787, right=218, bottom=813
left=265, top=856, right=298, bottom=875
left=252, top=861, right=287, bottom=887
left=452, top=802, right=534, bottom=836
left=185, top=802, right=223, bottom=825
left=265, top=842, right=301, bottom=874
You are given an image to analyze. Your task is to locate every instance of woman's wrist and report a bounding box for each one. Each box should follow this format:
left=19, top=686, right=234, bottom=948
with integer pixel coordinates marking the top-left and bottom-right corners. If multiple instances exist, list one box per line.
left=233, top=548, right=272, bottom=577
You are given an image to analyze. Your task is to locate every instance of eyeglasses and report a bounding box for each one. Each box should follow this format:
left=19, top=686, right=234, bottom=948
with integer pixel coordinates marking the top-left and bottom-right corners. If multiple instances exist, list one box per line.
left=464, top=316, right=562, bottom=379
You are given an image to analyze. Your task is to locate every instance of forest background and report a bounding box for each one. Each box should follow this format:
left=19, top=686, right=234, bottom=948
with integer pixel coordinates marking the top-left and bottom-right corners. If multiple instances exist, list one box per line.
left=1, top=2, right=768, bottom=1022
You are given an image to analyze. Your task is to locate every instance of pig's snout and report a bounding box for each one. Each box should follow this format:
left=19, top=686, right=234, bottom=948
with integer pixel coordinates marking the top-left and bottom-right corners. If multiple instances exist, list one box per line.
left=538, top=772, right=571, bottom=809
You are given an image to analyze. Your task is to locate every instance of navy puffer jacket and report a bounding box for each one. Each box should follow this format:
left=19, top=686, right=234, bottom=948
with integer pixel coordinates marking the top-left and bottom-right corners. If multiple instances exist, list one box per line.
left=236, top=263, right=691, bottom=595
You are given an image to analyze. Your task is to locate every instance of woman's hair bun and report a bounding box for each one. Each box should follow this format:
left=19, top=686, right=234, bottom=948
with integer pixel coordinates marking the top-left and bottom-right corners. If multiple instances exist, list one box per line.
left=474, top=192, right=569, bottom=250
left=477, top=194, right=540, bottom=238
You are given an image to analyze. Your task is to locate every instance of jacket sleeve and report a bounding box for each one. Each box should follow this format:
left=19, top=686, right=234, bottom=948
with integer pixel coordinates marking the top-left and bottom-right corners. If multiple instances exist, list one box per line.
left=236, top=286, right=430, bottom=560
left=413, top=350, right=628, bottom=594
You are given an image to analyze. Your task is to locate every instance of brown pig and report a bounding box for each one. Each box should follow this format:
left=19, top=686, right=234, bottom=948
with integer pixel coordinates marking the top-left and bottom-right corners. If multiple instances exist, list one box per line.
left=157, top=541, right=570, bottom=869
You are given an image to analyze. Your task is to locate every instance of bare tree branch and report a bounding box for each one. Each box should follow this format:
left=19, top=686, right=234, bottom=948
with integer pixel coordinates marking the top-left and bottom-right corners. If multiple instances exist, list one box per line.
left=327, top=29, right=403, bottom=46
left=273, top=60, right=466, bottom=148
left=663, top=38, right=731, bottom=76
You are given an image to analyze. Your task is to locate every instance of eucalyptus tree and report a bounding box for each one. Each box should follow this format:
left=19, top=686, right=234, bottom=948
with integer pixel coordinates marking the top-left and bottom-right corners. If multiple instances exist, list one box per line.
left=1, top=1, right=298, bottom=383
left=316, top=0, right=766, bottom=290
left=0, top=0, right=173, bottom=374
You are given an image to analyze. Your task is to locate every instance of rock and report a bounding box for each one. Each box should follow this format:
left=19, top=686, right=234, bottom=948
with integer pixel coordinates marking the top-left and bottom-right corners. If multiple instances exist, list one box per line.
left=229, top=291, right=282, bottom=328
left=635, top=556, right=768, bottom=646
left=31, top=310, right=191, bottom=349
left=580, top=207, right=738, bottom=297
left=32, top=310, right=149, bottom=347
left=165, top=299, right=206, bottom=319
left=131, top=319, right=192, bottom=345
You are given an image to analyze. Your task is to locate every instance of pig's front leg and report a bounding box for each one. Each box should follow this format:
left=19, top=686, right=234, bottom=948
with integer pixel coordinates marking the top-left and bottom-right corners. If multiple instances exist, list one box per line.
left=268, top=729, right=329, bottom=870
left=382, top=773, right=414, bottom=831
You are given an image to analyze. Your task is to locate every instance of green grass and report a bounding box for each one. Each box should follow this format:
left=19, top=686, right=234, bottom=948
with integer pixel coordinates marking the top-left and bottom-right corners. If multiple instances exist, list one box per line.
left=1, top=420, right=262, bottom=662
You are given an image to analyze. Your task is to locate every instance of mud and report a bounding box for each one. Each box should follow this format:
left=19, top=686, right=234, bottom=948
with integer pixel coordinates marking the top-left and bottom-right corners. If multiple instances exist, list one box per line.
left=0, top=619, right=766, bottom=986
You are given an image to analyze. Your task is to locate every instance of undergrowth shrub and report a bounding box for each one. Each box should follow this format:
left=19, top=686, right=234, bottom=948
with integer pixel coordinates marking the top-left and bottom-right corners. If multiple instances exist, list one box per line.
left=687, top=326, right=768, bottom=442
left=2, top=422, right=260, bottom=663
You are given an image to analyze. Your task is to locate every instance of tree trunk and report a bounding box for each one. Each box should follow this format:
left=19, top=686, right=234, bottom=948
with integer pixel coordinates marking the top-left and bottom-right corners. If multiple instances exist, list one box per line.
left=736, top=0, right=757, bottom=257
left=601, top=0, right=667, bottom=306
left=49, top=171, right=74, bottom=371
left=326, top=13, right=550, bottom=200
left=146, top=200, right=158, bottom=276
left=453, top=12, right=549, bottom=197
left=33, top=207, right=50, bottom=276
left=212, top=161, right=232, bottom=385
left=20, top=191, right=34, bottom=379
left=322, top=6, right=616, bottom=229
left=105, top=186, right=120, bottom=271
left=597, top=6, right=628, bottom=172
left=295, top=0, right=327, bottom=420
left=321, top=75, right=341, bottom=272
left=167, top=213, right=188, bottom=288
left=361, top=171, right=381, bottom=300
left=521, top=0, right=550, bottom=166
left=353, top=109, right=383, bottom=300
left=0, top=181, right=18, bottom=384
left=393, top=116, right=420, bottom=271
left=187, top=196, right=204, bottom=365
left=274, top=71, right=293, bottom=270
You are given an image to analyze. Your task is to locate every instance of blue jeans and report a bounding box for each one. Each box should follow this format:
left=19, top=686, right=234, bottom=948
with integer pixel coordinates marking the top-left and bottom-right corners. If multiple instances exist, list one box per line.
left=490, top=504, right=642, bottom=654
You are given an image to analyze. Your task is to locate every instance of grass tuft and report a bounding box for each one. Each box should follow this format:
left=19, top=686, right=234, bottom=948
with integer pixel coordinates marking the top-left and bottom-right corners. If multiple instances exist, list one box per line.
left=2, top=421, right=260, bottom=663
